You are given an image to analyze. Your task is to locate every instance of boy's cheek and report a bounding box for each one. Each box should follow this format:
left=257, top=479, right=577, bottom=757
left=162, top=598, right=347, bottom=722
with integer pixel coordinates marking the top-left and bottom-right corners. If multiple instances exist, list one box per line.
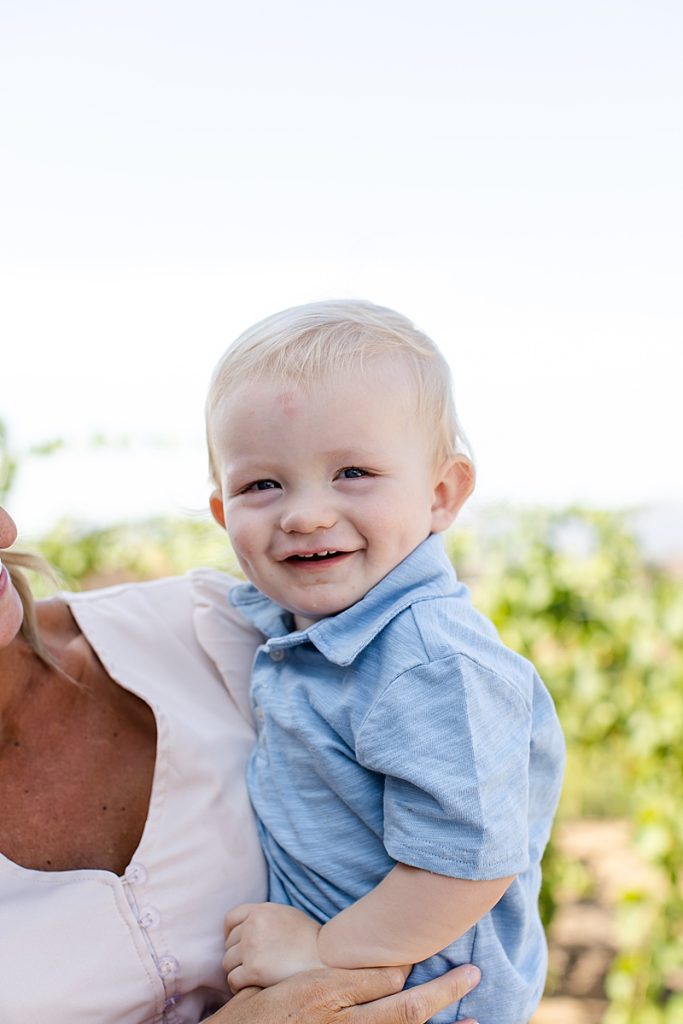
left=226, top=521, right=259, bottom=565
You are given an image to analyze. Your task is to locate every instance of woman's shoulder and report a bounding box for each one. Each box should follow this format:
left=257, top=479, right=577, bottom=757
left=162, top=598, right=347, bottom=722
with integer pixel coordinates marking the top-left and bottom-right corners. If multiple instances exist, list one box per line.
left=62, top=570, right=261, bottom=720
left=62, top=569, right=243, bottom=629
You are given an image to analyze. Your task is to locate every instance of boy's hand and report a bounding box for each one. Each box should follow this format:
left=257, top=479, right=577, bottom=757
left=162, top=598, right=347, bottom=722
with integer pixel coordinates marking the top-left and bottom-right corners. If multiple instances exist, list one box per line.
left=224, top=901, right=324, bottom=992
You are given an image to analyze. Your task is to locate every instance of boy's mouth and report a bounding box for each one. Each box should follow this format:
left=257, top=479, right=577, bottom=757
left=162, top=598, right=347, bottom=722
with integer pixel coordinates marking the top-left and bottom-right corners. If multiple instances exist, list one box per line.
left=286, top=550, right=346, bottom=563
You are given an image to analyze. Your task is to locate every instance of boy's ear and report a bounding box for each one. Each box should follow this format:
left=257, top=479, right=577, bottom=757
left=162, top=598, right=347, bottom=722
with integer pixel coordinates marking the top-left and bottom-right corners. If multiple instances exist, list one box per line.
left=209, top=489, right=227, bottom=530
left=430, top=456, right=475, bottom=533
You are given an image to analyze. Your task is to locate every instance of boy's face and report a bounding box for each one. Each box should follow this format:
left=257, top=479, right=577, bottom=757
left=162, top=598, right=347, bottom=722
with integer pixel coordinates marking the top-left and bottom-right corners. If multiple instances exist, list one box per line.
left=210, top=358, right=471, bottom=629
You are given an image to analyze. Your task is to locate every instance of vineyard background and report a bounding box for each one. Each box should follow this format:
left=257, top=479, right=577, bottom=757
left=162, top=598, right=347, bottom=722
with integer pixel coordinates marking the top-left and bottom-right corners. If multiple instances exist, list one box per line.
left=3, top=434, right=682, bottom=1022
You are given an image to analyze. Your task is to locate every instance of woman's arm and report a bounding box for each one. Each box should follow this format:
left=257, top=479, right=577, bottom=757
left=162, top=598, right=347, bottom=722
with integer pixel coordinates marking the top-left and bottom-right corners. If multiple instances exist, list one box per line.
left=204, top=963, right=482, bottom=1024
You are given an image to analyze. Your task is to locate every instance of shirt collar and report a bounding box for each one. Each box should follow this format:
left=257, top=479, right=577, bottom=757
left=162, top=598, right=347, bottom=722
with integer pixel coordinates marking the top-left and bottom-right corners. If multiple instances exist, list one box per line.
left=229, top=534, right=458, bottom=666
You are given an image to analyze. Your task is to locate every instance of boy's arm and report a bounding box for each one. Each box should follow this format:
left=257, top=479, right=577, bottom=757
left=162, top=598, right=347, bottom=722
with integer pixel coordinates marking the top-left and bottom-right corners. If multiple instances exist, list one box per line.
left=223, top=864, right=513, bottom=992
left=318, top=862, right=513, bottom=967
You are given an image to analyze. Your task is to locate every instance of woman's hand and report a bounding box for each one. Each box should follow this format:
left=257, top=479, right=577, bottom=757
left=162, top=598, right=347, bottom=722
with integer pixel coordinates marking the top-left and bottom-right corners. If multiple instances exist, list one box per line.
left=204, top=962, right=482, bottom=1024
left=224, top=901, right=324, bottom=992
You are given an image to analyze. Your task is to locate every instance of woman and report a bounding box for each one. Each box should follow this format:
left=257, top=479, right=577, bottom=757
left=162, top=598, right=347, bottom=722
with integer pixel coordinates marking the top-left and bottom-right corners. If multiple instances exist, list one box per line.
left=0, top=504, right=481, bottom=1023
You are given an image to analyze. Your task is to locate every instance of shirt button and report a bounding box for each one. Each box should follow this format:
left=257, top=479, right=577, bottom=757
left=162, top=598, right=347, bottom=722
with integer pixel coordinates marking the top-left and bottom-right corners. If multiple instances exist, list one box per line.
left=124, top=862, right=147, bottom=885
left=138, top=905, right=160, bottom=929
left=157, top=955, right=180, bottom=979
left=269, top=648, right=285, bottom=662
left=255, top=707, right=265, bottom=721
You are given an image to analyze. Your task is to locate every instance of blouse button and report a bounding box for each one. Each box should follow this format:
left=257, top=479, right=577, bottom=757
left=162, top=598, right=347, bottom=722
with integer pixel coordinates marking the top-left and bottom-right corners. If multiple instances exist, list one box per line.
left=138, top=905, right=161, bottom=929
left=125, top=862, right=148, bottom=885
left=157, top=955, right=180, bottom=979
left=269, top=648, right=285, bottom=662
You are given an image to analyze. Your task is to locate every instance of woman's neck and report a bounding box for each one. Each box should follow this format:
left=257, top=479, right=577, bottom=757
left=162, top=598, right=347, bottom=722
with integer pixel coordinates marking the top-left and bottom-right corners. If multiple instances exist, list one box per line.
left=0, top=638, right=42, bottom=721
left=0, top=600, right=87, bottom=738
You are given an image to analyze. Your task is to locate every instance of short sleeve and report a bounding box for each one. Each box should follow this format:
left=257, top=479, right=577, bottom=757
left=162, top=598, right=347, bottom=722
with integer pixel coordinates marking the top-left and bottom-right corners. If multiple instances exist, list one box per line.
left=355, top=654, right=531, bottom=879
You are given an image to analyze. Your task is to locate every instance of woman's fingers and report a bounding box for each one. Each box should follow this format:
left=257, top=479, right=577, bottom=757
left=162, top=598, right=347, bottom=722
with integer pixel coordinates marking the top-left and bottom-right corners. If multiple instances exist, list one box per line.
left=345, top=963, right=481, bottom=1024
left=202, top=964, right=480, bottom=1024
left=322, top=965, right=411, bottom=1006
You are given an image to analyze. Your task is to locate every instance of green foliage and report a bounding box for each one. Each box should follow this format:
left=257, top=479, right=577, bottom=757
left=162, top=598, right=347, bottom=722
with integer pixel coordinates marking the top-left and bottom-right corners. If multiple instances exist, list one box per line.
left=32, top=515, right=241, bottom=591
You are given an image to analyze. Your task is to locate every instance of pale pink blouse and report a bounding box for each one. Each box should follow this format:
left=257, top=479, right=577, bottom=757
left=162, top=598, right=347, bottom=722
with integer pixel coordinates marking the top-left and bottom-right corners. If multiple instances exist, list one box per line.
left=0, top=570, right=267, bottom=1024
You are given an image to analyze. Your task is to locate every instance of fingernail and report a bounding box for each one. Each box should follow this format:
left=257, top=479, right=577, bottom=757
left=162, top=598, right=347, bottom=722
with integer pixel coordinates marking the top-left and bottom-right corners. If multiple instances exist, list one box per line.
left=466, top=965, right=481, bottom=988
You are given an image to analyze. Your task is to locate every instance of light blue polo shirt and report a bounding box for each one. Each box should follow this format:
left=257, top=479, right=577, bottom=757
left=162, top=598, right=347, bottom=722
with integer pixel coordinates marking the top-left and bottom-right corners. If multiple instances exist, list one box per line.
left=230, top=534, right=565, bottom=1024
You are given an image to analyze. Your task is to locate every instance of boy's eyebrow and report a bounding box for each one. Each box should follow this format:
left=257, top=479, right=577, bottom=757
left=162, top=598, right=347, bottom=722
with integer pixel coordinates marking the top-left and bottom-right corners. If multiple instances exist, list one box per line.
left=222, top=446, right=383, bottom=473
left=319, top=447, right=380, bottom=462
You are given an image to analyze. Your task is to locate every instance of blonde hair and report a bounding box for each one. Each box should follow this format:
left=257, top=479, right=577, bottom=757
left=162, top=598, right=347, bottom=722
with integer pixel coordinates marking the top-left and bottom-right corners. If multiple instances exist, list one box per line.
left=2, top=550, right=58, bottom=668
left=206, top=299, right=472, bottom=483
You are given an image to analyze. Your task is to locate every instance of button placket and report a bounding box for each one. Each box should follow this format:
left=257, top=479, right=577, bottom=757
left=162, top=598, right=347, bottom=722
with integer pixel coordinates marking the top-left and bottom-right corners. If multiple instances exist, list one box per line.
left=123, top=861, right=183, bottom=1016
left=158, top=956, right=183, bottom=1021
left=163, top=992, right=183, bottom=1012
left=157, top=955, right=180, bottom=980
left=124, top=861, right=148, bottom=886
left=138, top=905, right=161, bottom=929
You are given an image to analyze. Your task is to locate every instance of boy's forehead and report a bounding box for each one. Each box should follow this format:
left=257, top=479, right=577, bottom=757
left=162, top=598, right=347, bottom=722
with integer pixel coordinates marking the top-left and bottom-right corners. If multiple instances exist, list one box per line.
left=215, top=373, right=417, bottom=436
left=222, top=356, right=416, bottom=405
left=212, top=368, right=423, bottom=444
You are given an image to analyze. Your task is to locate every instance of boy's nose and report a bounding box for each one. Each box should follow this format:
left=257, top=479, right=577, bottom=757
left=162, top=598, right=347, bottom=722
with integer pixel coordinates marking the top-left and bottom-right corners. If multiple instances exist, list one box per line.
left=280, top=494, right=336, bottom=534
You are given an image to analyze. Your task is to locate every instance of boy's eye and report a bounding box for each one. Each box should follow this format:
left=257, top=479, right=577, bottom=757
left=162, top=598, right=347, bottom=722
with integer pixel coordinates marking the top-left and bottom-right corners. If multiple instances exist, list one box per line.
left=244, top=479, right=280, bottom=492
left=338, top=467, right=367, bottom=479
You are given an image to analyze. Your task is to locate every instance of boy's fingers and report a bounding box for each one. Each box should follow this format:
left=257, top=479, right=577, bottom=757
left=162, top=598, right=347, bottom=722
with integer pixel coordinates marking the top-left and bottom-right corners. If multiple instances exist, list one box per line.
left=345, top=964, right=481, bottom=1024
left=224, top=923, right=244, bottom=951
left=222, top=944, right=242, bottom=974
left=224, top=903, right=254, bottom=937
left=227, top=964, right=250, bottom=994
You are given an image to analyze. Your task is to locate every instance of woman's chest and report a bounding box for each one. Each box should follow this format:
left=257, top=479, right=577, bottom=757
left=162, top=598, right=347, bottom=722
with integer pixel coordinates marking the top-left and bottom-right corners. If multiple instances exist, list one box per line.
left=0, top=663, right=156, bottom=874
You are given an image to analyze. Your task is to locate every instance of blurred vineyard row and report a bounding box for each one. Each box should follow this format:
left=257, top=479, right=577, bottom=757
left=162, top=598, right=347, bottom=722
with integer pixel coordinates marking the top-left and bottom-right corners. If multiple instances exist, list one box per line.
left=8, top=474, right=683, bottom=1019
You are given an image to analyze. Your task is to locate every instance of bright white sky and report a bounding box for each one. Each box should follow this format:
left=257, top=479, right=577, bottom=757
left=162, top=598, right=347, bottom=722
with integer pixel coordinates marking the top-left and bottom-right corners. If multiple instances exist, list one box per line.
left=1, top=1, right=681, bottom=535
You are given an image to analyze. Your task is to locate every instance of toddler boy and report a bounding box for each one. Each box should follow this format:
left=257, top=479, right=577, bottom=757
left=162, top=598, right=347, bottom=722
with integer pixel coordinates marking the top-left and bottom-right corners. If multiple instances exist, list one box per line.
left=207, top=300, right=565, bottom=1024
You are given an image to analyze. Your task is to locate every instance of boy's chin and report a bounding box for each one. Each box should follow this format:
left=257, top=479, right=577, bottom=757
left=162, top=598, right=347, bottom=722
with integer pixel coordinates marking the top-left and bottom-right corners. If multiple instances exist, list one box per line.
left=293, top=611, right=323, bottom=631
left=293, top=604, right=347, bottom=630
